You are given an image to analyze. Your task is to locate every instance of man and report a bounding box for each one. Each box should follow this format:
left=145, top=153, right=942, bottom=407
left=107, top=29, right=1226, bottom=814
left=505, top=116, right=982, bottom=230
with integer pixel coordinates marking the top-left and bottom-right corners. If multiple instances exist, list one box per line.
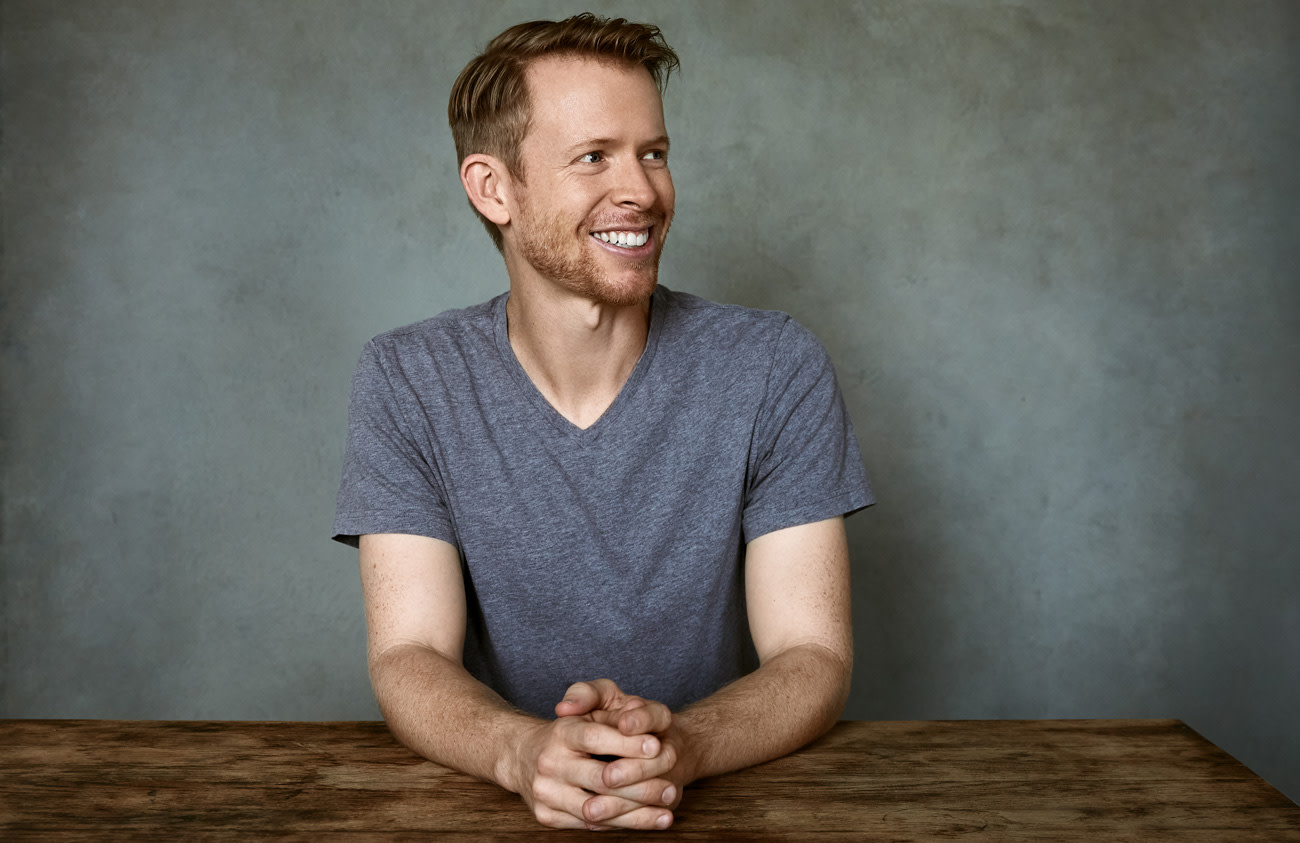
left=333, top=13, right=872, bottom=831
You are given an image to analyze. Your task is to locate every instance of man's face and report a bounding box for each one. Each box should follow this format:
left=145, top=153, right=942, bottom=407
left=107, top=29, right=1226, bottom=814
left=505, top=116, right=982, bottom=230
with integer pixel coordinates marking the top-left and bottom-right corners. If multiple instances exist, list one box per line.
left=504, top=55, right=675, bottom=307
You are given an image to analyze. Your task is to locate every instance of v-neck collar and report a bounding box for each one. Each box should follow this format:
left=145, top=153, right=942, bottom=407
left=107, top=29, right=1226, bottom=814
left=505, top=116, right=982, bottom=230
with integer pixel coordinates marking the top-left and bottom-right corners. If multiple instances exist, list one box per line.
left=493, top=287, right=667, bottom=442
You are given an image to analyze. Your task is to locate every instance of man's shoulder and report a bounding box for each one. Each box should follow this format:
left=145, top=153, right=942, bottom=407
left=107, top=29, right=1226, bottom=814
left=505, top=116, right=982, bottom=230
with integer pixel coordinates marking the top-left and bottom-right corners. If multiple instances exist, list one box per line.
left=655, top=288, right=839, bottom=399
left=658, top=286, right=793, bottom=337
left=365, top=294, right=504, bottom=357
left=657, top=286, right=832, bottom=365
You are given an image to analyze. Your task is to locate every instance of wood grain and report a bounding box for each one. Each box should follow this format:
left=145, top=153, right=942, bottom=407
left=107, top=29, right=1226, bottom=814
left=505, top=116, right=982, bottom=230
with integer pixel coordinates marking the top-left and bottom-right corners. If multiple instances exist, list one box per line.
left=1, top=719, right=1297, bottom=840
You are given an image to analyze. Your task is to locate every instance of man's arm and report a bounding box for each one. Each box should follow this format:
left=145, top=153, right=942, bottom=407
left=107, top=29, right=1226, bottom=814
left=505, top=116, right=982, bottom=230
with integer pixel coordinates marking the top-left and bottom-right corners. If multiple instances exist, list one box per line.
left=680, top=514, right=853, bottom=773
left=359, top=533, right=678, bottom=830
left=562, top=515, right=853, bottom=819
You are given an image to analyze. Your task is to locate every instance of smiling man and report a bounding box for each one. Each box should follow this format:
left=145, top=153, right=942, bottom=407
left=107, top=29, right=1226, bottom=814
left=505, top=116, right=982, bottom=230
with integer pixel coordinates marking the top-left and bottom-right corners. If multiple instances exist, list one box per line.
left=333, top=14, right=872, bottom=832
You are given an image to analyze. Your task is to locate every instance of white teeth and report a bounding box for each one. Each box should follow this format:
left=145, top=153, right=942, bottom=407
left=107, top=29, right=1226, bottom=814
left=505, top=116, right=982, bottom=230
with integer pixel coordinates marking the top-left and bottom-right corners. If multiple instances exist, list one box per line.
left=594, top=230, right=649, bottom=248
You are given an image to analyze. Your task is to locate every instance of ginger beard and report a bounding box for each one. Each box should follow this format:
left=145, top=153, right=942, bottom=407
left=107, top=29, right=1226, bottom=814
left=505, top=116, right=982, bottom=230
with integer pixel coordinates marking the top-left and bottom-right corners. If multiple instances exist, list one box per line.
left=511, top=187, right=672, bottom=308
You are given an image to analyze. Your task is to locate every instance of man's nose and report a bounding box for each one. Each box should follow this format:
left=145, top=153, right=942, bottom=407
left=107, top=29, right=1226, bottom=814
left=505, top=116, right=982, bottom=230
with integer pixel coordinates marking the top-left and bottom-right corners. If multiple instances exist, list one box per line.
left=611, top=158, right=659, bottom=209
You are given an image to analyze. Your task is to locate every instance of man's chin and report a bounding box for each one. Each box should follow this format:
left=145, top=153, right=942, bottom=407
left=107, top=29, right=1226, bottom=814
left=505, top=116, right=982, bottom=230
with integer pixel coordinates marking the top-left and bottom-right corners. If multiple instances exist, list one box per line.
left=589, top=269, right=660, bottom=307
left=514, top=235, right=663, bottom=307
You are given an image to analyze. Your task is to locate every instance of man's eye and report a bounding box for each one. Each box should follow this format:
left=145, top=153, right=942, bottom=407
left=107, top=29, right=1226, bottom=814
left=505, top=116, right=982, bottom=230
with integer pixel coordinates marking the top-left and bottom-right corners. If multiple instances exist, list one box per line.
left=642, top=150, right=667, bottom=161
left=579, top=152, right=603, bottom=164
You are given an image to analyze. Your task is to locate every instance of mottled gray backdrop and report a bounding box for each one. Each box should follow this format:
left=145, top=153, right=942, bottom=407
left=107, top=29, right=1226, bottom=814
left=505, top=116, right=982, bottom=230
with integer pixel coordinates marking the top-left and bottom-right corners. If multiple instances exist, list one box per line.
left=3, top=0, right=1298, bottom=802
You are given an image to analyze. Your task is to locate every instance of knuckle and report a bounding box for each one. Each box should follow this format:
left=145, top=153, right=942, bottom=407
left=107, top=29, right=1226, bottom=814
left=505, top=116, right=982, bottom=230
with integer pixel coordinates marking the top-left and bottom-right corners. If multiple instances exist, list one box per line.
left=581, top=722, right=604, bottom=747
left=587, top=764, right=611, bottom=793
left=628, top=780, right=658, bottom=803
left=602, top=760, right=628, bottom=789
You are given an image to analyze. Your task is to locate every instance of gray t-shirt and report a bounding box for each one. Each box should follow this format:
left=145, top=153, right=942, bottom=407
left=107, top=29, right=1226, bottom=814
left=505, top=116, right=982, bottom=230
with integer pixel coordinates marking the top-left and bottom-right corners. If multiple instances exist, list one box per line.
left=333, top=286, right=872, bottom=717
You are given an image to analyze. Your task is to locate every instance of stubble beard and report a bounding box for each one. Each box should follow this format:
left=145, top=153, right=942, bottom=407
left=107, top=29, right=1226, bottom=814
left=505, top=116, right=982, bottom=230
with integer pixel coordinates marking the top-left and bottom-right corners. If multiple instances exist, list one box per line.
left=514, top=204, right=671, bottom=308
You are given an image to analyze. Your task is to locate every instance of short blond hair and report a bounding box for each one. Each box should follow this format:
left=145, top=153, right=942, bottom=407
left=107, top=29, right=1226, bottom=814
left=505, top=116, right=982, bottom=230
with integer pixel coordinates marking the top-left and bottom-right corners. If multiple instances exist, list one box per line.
left=448, top=13, right=680, bottom=251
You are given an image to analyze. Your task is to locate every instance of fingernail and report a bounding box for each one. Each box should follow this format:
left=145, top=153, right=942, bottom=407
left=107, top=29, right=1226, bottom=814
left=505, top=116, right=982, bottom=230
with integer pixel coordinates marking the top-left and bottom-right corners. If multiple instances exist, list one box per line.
left=662, top=785, right=676, bottom=805
left=606, top=767, right=624, bottom=787
left=642, top=737, right=657, bottom=755
left=656, top=812, right=672, bottom=829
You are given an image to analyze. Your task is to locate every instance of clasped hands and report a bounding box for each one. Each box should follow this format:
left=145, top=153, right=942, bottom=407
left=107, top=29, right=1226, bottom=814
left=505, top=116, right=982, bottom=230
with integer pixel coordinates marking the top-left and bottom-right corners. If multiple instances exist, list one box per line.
left=511, top=678, right=686, bottom=831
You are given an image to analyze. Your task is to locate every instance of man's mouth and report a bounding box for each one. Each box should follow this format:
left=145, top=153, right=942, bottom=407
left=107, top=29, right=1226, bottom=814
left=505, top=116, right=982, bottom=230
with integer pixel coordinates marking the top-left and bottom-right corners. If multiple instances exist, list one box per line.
left=591, top=230, right=651, bottom=249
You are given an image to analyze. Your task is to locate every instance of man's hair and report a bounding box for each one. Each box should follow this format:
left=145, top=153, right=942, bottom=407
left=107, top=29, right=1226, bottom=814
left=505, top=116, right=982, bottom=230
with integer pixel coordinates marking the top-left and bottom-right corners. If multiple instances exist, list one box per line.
left=448, top=13, right=680, bottom=251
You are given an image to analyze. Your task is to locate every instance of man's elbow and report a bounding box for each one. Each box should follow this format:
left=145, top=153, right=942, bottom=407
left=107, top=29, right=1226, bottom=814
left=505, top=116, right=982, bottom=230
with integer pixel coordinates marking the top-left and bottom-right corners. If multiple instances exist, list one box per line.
left=818, top=641, right=853, bottom=724
left=771, top=640, right=853, bottom=729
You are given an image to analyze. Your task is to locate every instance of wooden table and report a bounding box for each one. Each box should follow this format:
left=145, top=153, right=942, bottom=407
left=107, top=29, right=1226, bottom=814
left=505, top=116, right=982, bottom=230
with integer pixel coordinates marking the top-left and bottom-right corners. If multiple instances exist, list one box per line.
left=2, top=719, right=1297, bottom=840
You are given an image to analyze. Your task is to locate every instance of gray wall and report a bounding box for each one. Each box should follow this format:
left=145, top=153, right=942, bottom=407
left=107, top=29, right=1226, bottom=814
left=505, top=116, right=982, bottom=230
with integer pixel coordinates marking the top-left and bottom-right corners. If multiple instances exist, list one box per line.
left=3, top=0, right=1297, bottom=803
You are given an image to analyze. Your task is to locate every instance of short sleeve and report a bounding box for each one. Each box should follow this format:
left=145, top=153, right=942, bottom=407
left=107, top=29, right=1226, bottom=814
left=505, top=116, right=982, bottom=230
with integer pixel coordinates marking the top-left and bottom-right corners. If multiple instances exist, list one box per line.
left=331, top=340, right=457, bottom=548
left=741, top=318, right=873, bottom=542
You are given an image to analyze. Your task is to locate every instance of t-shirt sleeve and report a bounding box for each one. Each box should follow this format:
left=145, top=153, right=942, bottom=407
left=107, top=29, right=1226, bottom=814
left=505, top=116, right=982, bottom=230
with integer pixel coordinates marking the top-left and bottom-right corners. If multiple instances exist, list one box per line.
left=741, top=317, right=874, bottom=543
left=331, top=339, right=457, bottom=548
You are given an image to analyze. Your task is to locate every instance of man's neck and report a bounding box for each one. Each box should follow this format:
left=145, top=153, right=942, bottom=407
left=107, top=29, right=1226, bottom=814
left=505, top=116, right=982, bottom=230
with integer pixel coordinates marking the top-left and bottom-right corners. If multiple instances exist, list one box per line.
left=505, top=283, right=652, bottom=430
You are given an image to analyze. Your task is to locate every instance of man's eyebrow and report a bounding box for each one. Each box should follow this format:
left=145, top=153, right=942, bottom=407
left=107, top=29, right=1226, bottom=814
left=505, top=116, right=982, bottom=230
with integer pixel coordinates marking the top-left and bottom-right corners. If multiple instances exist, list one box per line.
left=561, top=135, right=672, bottom=156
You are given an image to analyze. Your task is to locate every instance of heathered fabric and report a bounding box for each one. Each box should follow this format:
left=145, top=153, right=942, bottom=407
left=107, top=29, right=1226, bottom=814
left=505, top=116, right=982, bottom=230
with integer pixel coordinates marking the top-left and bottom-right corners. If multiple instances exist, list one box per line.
left=333, top=286, right=872, bottom=717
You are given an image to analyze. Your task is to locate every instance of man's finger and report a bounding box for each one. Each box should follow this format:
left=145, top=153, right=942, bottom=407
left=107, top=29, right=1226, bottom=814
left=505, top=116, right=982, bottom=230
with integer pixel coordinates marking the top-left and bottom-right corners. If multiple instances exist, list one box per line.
left=554, top=679, right=623, bottom=717
left=614, top=697, right=671, bottom=736
left=554, top=681, right=599, bottom=717
left=602, top=740, right=679, bottom=790
left=594, top=776, right=678, bottom=807
left=583, top=796, right=675, bottom=832
left=528, top=773, right=597, bottom=830
left=555, top=678, right=647, bottom=720
left=559, top=717, right=660, bottom=759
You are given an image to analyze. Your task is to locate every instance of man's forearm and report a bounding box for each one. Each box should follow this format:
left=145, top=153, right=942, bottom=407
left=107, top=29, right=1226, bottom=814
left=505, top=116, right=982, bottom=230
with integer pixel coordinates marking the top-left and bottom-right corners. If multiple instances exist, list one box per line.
left=672, top=642, right=851, bottom=784
left=369, top=641, right=536, bottom=790
left=372, top=645, right=680, bottom=829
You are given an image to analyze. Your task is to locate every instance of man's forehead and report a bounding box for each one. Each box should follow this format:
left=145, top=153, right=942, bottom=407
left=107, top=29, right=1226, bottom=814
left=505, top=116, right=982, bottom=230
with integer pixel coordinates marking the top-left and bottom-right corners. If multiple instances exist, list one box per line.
left=519, top=54, right=667, bottom=156
left=524, top=53, right=661, bottom=108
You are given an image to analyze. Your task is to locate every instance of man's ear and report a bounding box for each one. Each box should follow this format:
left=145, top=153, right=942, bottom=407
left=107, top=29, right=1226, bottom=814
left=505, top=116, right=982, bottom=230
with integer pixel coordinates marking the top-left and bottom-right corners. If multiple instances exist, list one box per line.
left=460, top=154, right=513, bottom=227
